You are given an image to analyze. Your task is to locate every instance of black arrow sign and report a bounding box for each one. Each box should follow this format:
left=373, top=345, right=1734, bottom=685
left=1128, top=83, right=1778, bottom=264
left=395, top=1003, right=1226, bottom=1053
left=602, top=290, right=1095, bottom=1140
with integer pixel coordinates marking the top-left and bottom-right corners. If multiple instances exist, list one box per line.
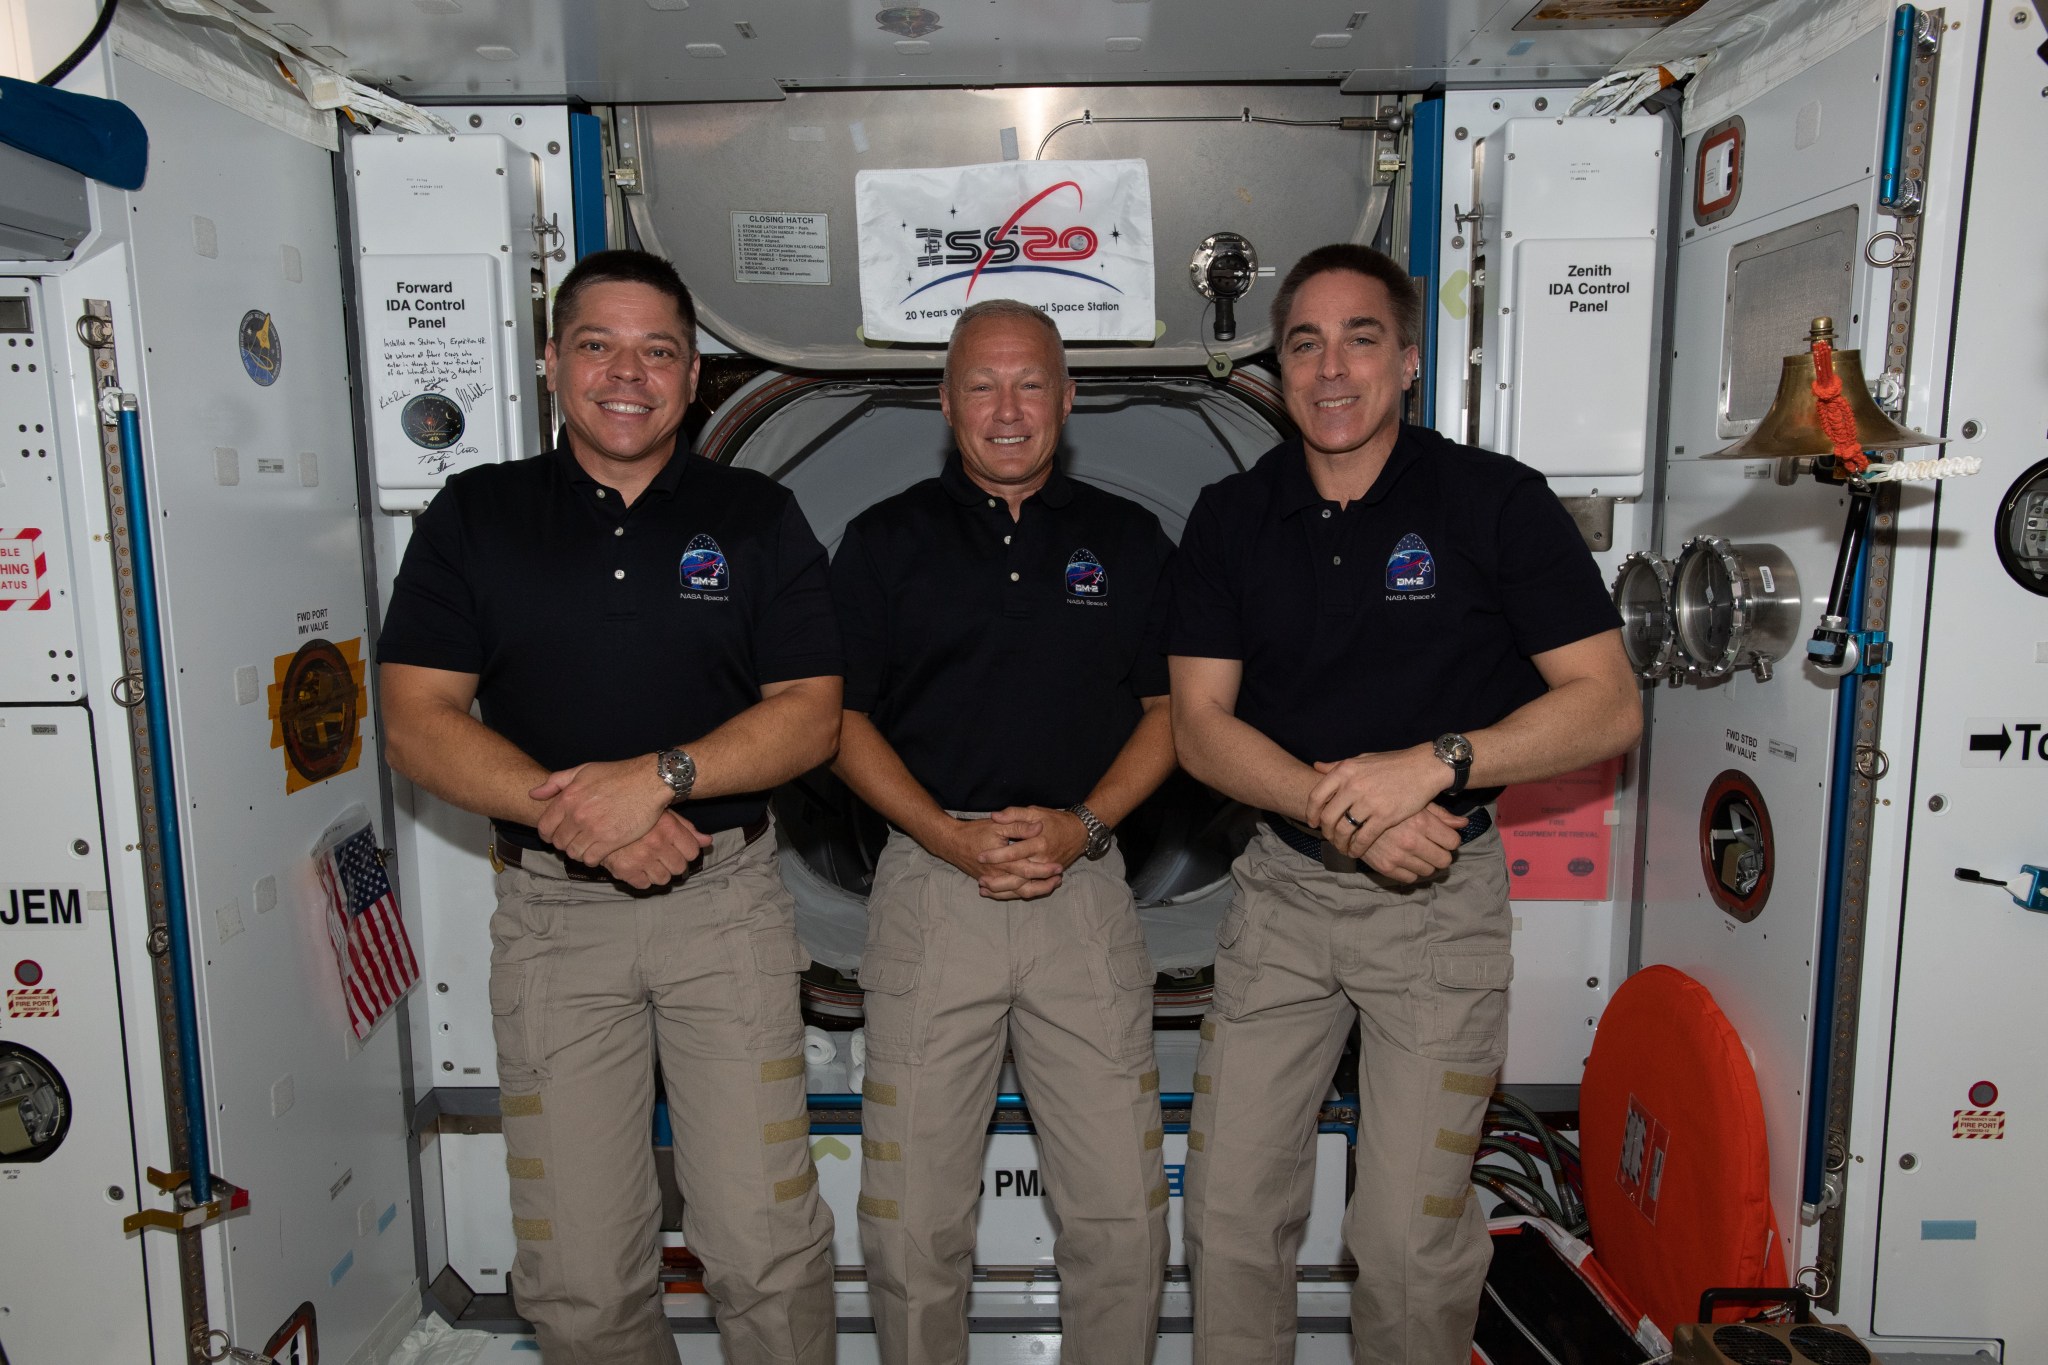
left=1970, top=727, right=2012, bottom=760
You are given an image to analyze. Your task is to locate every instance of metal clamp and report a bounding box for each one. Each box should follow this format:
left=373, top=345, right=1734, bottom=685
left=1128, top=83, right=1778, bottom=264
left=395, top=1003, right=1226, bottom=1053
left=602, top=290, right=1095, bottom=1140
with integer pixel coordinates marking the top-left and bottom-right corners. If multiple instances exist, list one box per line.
left=1864, top=229, right=1915, bottom=268
left=110, top=672, right=146, bottom=708
left=195, top=1328, right=280, bottom=1364
left=122, top=1165, right=250, bottom=1235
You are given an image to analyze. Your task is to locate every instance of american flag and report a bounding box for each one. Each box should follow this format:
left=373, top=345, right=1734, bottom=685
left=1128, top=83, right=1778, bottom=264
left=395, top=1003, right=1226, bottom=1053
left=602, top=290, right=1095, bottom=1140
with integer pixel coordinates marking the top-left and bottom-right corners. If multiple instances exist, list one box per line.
left=316, top=820, right=418, bottom=1039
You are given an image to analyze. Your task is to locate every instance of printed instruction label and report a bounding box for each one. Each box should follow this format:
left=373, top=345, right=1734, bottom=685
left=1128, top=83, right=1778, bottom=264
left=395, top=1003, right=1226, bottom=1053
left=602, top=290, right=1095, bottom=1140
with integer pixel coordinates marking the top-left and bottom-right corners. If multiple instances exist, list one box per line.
left=362, top=253, right=503, bottom=497
left=1953, top=1109, right=2006, bottom=1139
left=1618, top=1094, right=1671, bottom=1224
left=731, top=212, right=831, bottom=286
left=0, top=528, right=48, bottom=610
left=1963, top=718, right=2048, bottom=767
left=1724, top=727, right=1760, bottom=763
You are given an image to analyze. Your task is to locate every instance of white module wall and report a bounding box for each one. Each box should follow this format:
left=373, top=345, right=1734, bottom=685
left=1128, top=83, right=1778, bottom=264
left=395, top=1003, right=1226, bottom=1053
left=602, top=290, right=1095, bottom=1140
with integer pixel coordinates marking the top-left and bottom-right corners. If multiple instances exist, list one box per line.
left=1636, top=23, right=1899, bottom=1271
left=1869, top=9, right=2048, bottom=1355
left=1431, top=90, right=1655, bottom=1087
left=4, top=55, right=421, bottom=1364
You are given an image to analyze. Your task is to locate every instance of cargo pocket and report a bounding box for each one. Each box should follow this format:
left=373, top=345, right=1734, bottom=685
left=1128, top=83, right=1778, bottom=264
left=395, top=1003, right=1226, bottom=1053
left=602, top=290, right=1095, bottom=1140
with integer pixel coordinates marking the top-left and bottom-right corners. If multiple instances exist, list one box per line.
left=748, top=928, right=810, bottom=1048
left=490, top=962, right=549, bottom=1081
left=1105, top=943, right=1158, bottom=1063
left=857, top=946, right=925, bottom=1064
left=1210, top=898, right=1264, bottom=1020
left=1420, top=948, right=1513, bottom=1059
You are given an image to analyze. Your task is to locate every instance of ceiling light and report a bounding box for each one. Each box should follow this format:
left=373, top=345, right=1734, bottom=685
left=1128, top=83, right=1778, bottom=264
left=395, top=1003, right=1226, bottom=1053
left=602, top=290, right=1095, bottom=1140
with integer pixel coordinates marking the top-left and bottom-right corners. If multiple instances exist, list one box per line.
left=476, top=45, right=518, bottom=61
left=687, top=42, right=728, bottom=58
left=1105, top=36, right=1142, bottom=51
left=894, top=39, right=932, bottom=54
left=1310, top=33, right=1352, bottom=48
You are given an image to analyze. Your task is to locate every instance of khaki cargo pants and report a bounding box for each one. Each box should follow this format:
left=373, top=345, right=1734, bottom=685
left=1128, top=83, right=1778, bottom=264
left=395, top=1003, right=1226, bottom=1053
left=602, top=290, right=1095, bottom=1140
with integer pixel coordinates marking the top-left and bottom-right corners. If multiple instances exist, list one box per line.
left=1184, top=820, right=1512, bottom=1365
left=857, top=830, right=1170, bottom=1365
left=489, top=823, right=836, bottom=1365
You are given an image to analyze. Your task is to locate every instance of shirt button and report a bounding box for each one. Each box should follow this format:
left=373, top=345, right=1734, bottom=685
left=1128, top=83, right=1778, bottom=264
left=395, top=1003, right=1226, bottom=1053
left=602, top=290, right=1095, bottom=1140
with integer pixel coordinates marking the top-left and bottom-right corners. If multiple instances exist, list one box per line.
left=1332, top=555, right=1342, bottom=566
left=987, top=498, right=997, bottom=508
left=614, top=569, right=625, bottom=580
left=1004, top=535, right=1012, bottom=545
left=1322, top=508, right=1332, bottom=519
left=596, top=489, right=607, bottom=499
left=613, top=526, right=625, bottom=537
left=1009, top=572, right=1020, bottom=582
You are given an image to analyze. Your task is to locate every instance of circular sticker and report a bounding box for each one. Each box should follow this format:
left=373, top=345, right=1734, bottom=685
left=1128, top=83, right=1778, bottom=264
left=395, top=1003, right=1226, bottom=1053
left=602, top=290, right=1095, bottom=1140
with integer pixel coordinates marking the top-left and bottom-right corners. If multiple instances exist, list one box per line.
left=1969, top=1080, right=1998, bottom=1108
left=401, top=393, right=466, bottom=450
left=238, top=310, right=283, bottom=386
left=13, top=959, right=41, bottom=986
left=1568, top=857, right=1596, bottom=877
left=278, top=638, right=360, bottom=785
left=1510, top=859, right=1530, bottom=877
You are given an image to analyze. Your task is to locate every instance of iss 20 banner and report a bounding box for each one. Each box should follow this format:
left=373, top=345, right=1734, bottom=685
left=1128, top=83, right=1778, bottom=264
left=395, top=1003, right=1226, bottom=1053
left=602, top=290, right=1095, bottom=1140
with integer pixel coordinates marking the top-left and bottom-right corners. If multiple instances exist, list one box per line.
left=855, top=159, right=1155, bottom=344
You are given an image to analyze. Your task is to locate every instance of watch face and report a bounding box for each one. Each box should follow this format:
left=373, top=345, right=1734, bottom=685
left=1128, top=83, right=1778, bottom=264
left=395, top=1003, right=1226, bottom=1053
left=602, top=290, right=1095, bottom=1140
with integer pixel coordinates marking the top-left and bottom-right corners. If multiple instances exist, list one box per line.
left=1438, top=735, right=1474, bottom=765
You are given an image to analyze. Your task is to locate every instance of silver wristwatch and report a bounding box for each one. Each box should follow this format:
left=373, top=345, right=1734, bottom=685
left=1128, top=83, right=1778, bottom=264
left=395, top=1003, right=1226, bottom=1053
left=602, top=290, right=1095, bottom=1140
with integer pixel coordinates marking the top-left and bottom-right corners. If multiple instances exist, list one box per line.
left=1066, top=802, right=1112, bottom=860
left=655, top=748, right=697, bottom=802
left=1432, top=732, right=1474, bottom=798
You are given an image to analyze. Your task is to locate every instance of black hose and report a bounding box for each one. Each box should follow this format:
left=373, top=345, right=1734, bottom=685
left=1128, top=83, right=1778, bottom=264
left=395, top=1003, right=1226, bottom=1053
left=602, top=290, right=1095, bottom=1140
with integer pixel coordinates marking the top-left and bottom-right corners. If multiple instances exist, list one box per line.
left=1472, top=1167, right=1566, bottom=1225
left=1823, top=490, right=1874, bottom=622
left=38, top=0, right=119, bottom=87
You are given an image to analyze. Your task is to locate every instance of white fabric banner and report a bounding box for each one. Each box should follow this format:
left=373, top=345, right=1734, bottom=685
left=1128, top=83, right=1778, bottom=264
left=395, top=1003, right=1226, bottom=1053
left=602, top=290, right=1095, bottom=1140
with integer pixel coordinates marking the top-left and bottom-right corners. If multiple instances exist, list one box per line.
left=856, top=159, right=1155, bottom=343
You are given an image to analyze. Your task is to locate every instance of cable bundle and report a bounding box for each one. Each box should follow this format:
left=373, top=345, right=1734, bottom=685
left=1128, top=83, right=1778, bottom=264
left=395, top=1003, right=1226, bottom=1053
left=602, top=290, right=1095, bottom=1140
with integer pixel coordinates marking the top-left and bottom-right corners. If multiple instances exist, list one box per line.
left=1471, top=1092, right=1588, bottom=1237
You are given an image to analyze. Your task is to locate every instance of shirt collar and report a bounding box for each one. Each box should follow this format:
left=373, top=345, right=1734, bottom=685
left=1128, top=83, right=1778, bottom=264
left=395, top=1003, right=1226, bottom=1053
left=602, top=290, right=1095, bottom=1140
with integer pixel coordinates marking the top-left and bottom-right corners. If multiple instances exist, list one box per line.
left=549, top=430, right=690, bottom=500
left=1273, top=424, right=1427, bottom=516
left=940, top=452, right=1075, bottom=510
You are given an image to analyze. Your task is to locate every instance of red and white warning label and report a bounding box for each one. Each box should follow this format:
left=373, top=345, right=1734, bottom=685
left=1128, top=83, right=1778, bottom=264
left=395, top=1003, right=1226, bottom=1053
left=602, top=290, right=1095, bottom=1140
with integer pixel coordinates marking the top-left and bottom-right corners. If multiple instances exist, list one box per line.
left=5, top=987, right=58, bottom=1018
left=1952, top=1109, right=2006, bottom=1139
left=0, top=528, right=49, bottom=610
left=1618, top=1094, right=1672, bottom=1223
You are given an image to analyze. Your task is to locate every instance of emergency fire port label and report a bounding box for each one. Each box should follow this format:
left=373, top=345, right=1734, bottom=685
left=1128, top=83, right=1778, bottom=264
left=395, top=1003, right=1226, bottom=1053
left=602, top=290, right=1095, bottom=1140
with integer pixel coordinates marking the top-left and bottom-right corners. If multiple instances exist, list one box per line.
left=0, top=528, right=49, bottom=610
left=1964, top=719, right=2048, bottom=767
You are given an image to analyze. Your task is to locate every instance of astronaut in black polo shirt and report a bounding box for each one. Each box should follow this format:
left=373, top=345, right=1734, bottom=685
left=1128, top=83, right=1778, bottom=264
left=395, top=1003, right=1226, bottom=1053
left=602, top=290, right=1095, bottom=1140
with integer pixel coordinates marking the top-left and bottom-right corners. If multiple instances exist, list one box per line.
left=1166, top=245, right=1640, bottom=1363
left=830, top=299, right=1177, bottom=1364
left=378, top=250, right=838, bottom=1365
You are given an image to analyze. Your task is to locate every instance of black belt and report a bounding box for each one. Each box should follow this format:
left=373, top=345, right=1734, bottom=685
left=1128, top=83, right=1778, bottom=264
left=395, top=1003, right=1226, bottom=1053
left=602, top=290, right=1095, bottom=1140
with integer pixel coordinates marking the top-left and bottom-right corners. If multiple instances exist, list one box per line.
left=1264, top=806, right=1492, bottom=873
left=495, top=815, right=769, bottom=893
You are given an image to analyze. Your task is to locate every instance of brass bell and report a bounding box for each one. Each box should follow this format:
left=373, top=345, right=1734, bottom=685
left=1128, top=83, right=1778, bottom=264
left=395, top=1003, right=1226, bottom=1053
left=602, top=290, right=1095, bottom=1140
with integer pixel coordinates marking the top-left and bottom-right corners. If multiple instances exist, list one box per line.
left=1705, top=317, right=1943, bottom=460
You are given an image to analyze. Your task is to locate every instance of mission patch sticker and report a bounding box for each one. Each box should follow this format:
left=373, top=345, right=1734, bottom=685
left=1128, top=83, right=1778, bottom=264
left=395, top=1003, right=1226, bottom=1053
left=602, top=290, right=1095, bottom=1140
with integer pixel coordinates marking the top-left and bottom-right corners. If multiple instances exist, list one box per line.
left=1386, top=533, right=1436, bottom=592
left=1065, top=548, right=1106, bottom=599
left=680, top=534, right=730, bottom=593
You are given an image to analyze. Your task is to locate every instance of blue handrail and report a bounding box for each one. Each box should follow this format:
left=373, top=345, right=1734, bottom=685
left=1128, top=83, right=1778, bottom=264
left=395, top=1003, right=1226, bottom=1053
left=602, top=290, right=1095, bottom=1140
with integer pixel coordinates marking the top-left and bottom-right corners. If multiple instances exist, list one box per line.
left=1878, top=6, right=1916, bottom=209
left=1802, top=498, right=1872, bottom=1207
left=116, top=395, right=212, bottom=1204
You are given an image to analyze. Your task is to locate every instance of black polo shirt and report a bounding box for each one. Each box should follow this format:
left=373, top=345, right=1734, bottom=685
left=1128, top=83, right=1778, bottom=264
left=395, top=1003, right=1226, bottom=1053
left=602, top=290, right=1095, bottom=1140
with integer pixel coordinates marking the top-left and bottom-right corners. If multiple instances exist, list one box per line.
left=1166, top=426, right=1619, bottom=811
left=833, top=456, right=1173, bottom=813
left=378, top=442, right=841, bottom=844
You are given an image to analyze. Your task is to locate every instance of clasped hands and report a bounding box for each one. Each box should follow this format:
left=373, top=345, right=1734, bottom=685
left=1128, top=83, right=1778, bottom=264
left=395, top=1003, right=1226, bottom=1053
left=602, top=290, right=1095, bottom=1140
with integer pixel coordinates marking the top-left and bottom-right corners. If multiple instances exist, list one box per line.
left=529, top=757, right=710, bottom=890
left=1303, top=745, right=1466, bottom=884
left=935, top=806, right=1090, bottom=902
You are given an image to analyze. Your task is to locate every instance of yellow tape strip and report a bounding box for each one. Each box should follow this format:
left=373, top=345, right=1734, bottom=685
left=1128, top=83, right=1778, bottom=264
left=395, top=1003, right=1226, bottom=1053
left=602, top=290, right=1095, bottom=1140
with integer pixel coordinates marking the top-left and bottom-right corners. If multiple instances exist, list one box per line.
left=1143, top=1127, right=1164, bottom=1150
left=1440, top=1069, right=1495, bottom=1098
left=1434, top=1128, right=1481, bottom=1156
left=760, top=1055, right=804, bottom=1083
left=499, top=1093, right=543, bottom=1117
left=1139, top=1070, right=1160, bottom=1093
left=858, top=1194, right=901, bottom=1221
left=1192, top=1073, right=1212, bottom=1094
left=1148, top=1182, right=1170, bottom=1210
left=773, top=1168, right=818, bottom=1203
left=1200, top=1018, right=1216, bottom=1040
left=1188, top=1130, right=1206, bottom=1153
left=862, top=1137, right=902, bottom=1161
left=512, top=1217, right=554, bottom=1241
left=763, top=1117, right=809, bottom=1144
left=863, top=1078, right=898, bottom=1106
left=1421, top=1192, right=1468, bottom=1220
left=505, top=1156, right=545, bottom=1180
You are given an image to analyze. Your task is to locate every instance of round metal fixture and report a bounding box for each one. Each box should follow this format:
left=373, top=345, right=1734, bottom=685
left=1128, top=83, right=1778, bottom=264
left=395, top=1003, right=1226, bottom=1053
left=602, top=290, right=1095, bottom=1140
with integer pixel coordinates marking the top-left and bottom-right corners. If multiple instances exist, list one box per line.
left=1700, top=769, right=1774, bottom=922
left=1672, top=536, right=1802, bottom=680
left=1610, top=552, right=1679, bottom=681
left=1994, top=457, right=2048, bottom=596
left=0, top=1042, right=72, bottom=1162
